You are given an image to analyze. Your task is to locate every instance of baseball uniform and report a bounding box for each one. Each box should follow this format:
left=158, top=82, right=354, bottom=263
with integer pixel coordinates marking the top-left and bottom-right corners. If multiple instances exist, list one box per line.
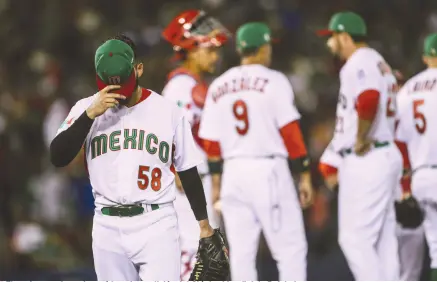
left=161, top=11, right=230, bottom=280
left=391, top=72, right=425, bottom=281
left=53, top=40, right=204, bottom=280
left=396, top=36, right=437, bottom=275
left=318, top=12, right=403, bottom=280
left=162, top=68, right=218, bottom=280
left=382, top=66, right=425, bottom=281
left=320, top=145, right=425, bottom=281
left=199, top=23, right=308, bottom=280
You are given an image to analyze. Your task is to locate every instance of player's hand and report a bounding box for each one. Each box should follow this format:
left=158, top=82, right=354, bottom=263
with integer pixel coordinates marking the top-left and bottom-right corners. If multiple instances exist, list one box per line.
left=86, top=85, right=125, bottom=119
left=299, top=173, right=314, bottom=209
left=325, top=174, right=339, bottom=191
left=199, top=219, right=215, bottom=239
left=354, top=138, right=372, bottom=156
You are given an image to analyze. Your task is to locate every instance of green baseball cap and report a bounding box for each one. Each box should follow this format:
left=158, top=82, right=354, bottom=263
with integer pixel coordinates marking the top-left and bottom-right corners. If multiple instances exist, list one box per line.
left=95, top=39, right=137, bottom=97
left=424, top=33, right=437, bottom=57
left=317, top=11, right=367, bottom=36
left=236, top=22, right=271, bottom=52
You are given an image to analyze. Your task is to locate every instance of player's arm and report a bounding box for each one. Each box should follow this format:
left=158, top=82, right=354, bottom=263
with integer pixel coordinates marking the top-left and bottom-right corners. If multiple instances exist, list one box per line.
left=394, top=89, right=413, bottom=198
left=177, top=166, right=213, bottom=237
left=203, top=140, right=222, bottom=211
left=280, top=121, right=313, bottom=208
left=50, top=85, right=123, bottom=167
left=394, top=139, right=412, bottom=197
left=174, top=114, right=214, bottom=238
left=198, top=87, right=223, bottom=212
left=355, top=89, right=380, bottom=155
left=274, top=74, right=313, bottom=208
left=318, top=144, right=341, bottom=190
left=353, top=65, right=386, bottom=155
left=50, top=110, right=93, bottom=167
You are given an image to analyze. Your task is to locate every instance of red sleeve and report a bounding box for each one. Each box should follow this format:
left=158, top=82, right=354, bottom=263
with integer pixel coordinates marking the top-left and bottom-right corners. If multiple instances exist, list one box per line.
left=318, top=163, right=338, bottom=179
left=395, top=141, right=411, bottom=171
left=192, top=82, right=208, bottom=109
left=355, top=89, right=380, bottom=120
left=201, top=139, right=221, bottom=158
left=279, top=121, right=307, bottom=159
left=395, top=140, right=411, bottom=193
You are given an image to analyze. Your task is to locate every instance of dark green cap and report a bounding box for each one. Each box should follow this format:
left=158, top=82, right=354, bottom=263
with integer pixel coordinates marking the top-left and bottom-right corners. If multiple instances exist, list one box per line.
left=95, top=39, right=137, bottom=96
left=317, top=11, right=367, bottom=36
left=424, top=33, right=437, bottom=57
left=236, top=22, right=271, bottom=52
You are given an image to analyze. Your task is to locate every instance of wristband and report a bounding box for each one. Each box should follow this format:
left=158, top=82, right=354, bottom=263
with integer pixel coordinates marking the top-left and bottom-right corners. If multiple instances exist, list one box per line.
left=291, top=156, right=311, bottom=173
left=208, top=160, right=223, bottom=174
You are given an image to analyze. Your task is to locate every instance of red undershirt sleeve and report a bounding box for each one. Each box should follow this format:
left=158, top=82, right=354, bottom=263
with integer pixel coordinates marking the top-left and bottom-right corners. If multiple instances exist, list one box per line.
left=279, top=120, right=307, bottom=159
left=201, top=139, right=221, bottom=158
left=318, top=163, right=338, bottom=179
left=355, top=89, right=380, bottom=120
left=395, top=140, right=412, bottom=193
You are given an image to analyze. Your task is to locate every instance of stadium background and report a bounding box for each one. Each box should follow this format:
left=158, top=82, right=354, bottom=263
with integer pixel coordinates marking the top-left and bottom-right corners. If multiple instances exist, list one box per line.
left=0, top=0, right=435, bottom=279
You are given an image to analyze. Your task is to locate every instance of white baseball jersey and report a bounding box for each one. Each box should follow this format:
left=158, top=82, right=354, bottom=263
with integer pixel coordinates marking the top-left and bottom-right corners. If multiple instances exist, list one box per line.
left=396, top=68, right=437, bottom=170
left=162, top=72, right=208, bottom=175
left=385, top=71, right=398, bottom=134
left=330, top=47, right=396, bottom=152
left=56, top=89, right=203, bottom=208
left=199, top=64, right=300, bottom=158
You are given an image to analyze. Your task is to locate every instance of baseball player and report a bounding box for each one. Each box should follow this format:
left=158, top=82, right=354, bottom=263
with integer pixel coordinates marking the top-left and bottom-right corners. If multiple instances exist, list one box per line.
left=319, top=145, right=426, bottom=281
left=391, top=70, right=425, bottom=281
left=49, top=35, right=218, bottom=280
left=199, top=22, right=313, bottom=280
left=395, top=33, right=437, bottom=281
left=161, top=10, right=229, bottom=280
left=317, top=11, right=403, bottom=280
left=319, top=70, right=426, bottom=281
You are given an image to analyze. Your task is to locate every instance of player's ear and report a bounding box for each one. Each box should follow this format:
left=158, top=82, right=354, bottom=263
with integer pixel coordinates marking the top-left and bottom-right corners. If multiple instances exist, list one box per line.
left=135, top=63, right=144, bottom=78
left=422, top=56, right=428, bottom=66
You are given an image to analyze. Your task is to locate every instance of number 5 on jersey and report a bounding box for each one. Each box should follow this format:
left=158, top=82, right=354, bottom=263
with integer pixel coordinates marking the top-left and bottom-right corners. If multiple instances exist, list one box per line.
left=233, top=100, right=249, bottom=135
left=137, top=165, right=162, bottom=191
left=413, top=99, right=427, bottom=134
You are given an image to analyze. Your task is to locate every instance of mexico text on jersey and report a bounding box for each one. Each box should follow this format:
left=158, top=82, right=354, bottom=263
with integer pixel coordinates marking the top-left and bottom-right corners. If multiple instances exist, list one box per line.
left=56, top=90, right=203, bottom=207
left=90, top=129, right=170, bottom=163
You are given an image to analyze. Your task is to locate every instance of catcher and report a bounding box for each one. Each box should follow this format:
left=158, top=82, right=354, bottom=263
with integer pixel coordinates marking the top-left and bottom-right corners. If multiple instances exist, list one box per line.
left=161, top=9, right=230, bottom=280
left=161, top=9, right=230, bottom=281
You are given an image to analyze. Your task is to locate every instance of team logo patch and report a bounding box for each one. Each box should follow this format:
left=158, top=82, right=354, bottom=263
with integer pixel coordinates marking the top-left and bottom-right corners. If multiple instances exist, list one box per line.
left=108, top=76, right=121, bottom=84
left=59, top=117, right=75, bottom=130
left=378, top=61, right=392, bottom=75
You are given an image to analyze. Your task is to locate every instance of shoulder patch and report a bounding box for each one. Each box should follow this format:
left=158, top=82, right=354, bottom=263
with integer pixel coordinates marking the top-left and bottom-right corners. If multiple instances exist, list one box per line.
left=377, top=61, right=392, bottom=75
left=59, top=117, right=75, bottom=130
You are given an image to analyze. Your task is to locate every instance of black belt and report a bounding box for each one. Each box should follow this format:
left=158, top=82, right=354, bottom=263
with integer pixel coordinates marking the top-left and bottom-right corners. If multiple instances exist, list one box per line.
left=413, top=165, right=437, bottom=174
left=101, top=204, right=160, bottom=217
left=339, top=141, right=390, bottom=157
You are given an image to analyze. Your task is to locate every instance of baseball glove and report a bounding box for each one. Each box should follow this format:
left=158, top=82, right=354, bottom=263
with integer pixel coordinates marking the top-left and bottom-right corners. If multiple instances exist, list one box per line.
left=395, top=195, right=424, bottom=229
left=189, top=228, right=230, bottom=281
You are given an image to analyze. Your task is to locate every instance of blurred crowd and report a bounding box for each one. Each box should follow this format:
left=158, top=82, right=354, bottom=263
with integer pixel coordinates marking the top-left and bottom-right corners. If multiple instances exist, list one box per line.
left=1, top=0, right=437, bottom=279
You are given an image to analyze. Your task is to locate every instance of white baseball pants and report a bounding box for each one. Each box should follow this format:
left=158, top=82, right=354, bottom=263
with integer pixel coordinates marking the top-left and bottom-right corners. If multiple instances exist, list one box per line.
left=338, top=144, right=402, bottom=280
left=220, top=157, right=307, bottom=280
left=92, top=203, right=180, bottom=280
left=397, top=224, right=425, bottom=280
left=411, top=167, right=437, bottom=269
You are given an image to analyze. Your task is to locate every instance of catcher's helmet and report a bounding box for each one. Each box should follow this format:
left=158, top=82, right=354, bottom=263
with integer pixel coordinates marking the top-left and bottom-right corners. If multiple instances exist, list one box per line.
left=162, top=10, right=230, bottom=52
